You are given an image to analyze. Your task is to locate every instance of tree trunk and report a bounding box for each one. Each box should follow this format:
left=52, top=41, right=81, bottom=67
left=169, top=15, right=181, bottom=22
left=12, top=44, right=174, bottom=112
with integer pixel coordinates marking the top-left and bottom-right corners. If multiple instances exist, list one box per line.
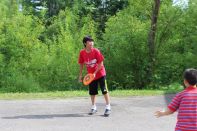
left=147, top=0, right=160, bottom=86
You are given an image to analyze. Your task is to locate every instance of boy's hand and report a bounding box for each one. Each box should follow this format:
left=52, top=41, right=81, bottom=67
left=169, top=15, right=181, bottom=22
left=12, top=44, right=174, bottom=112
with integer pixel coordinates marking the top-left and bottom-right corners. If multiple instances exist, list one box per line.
left=154, top=108, right=174, bottom=118
left=93, top=73, right=96, bottom=78
left=154, top=110, right=164, bottom=118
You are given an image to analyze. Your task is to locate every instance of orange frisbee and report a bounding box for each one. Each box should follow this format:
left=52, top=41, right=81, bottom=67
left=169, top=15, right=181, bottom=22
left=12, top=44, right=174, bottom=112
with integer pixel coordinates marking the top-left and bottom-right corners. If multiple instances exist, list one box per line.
left=83, top=73, right=95, bottom=86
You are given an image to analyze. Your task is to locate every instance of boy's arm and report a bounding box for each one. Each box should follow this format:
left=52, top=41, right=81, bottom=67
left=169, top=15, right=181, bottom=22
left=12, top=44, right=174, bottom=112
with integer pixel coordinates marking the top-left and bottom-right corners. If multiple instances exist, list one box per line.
left=154, top=108, right=174, bottom=118
left=93, top=61, right=103, bottom=77
left=78, top=64, right=84, bottom=82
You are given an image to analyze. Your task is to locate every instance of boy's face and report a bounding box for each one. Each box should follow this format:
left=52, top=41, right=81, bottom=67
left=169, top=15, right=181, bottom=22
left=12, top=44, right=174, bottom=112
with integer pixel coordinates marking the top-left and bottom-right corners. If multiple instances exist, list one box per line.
left=85, top=41, right=94, bottom=49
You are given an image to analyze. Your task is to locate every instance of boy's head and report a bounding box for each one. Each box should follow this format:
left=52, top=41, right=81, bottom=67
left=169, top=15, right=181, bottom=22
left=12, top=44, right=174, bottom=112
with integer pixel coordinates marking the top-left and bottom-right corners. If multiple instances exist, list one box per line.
left=82, top=36, right=94, bottom=47
left=183, top=68, right=197, bottom=86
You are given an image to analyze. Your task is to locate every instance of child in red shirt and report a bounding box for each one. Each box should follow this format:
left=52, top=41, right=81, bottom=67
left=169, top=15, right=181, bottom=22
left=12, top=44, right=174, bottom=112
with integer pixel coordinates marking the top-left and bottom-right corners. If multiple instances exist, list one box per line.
left=155, top=68, right=197, bottom=131
left=78, top=36, right=111, bottom=116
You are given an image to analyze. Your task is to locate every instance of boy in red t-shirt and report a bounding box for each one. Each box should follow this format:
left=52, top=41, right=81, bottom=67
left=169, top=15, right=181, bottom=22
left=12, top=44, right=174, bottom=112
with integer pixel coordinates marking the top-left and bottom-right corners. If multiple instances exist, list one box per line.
left=78, top=36, right=111, bottom=116
left=155, top=68, right=197, bottom=131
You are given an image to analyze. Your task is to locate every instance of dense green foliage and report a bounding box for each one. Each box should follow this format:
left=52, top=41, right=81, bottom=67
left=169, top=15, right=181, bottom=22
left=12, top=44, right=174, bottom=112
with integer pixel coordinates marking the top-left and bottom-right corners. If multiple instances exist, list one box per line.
left=0, top=0, right=196, bottom=92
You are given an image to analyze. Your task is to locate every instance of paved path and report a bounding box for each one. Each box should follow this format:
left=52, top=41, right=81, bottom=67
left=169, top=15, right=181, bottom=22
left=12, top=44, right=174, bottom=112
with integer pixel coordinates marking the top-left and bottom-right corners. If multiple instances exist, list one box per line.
left=0, top=95, right=177, bottom=131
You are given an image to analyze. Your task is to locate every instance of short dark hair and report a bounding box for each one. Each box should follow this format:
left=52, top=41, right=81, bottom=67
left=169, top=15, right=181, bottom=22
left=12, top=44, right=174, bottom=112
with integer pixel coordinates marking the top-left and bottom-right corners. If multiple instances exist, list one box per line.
left=82, top=36, right=94, bottom=44
left=183, top=68, right=197, bottom=85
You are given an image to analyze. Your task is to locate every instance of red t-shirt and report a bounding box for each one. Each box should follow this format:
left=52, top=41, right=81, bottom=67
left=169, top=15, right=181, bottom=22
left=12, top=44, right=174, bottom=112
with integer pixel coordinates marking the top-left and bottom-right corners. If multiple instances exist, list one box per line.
left=78, top=48, right=106, bottom=80
left=168, top=86, right=197, bottom=131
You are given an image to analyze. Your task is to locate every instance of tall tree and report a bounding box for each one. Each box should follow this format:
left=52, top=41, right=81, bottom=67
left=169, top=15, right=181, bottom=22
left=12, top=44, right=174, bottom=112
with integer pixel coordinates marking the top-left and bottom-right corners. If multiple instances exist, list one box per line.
left=147, top=0, right=160, bottom=85
left=91, top=0, right=128, bottom=38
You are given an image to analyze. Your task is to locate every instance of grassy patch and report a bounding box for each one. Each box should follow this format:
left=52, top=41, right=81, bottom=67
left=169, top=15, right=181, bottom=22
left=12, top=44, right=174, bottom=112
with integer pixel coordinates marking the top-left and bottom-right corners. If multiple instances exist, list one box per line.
left=0, top=90, right=88, bottom=100
left=0, top=88, right=182, bottom=100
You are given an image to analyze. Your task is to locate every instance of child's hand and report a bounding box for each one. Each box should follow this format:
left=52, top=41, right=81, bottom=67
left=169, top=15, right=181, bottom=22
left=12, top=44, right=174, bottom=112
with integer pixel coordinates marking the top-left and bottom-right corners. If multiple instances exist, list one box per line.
left=93, top=73, right=96, bottom=78
left=154, top=110, right=164, bottom=118
left=154, top=108, right=173, bottom=118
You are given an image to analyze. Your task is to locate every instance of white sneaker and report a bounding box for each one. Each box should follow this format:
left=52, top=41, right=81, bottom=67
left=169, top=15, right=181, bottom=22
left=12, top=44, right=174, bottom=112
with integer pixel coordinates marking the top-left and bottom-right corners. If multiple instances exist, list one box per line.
left=104, top=109, right=111, bottom=117
left=89, top=109, right=97, bottom=115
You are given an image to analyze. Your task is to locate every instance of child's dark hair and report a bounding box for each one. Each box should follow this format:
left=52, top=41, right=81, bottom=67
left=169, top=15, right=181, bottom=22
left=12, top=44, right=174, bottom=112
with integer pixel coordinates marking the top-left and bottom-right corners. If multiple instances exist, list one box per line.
left=183, top=68, right=197, bottom=85
left=82, top=36, right=94, bottom=47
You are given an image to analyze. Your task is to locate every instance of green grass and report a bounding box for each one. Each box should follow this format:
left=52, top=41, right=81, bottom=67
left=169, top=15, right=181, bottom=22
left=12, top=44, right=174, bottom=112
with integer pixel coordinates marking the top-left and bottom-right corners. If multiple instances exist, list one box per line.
left=0, top=89, right=182, bottom=100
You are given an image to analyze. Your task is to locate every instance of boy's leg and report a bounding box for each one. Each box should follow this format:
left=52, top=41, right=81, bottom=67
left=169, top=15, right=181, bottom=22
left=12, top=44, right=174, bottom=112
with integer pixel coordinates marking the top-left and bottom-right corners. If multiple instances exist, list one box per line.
left=99, top=76, right=110, bottom=105
left=89, top=80, right=98, bottom=115
left=99, top=76, right=111, bottom=116
left=89, top=95, right=97, bottom=115
left=104, top=93, right=110, bottom=106
left=103, top=93, right=111, bottom=116
left=90, top=95, right=96, bottom=107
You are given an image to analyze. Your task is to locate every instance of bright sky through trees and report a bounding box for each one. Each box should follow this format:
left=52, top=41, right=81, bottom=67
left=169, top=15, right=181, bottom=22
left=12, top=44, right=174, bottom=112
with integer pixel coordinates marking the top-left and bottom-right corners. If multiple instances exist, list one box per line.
left=173, top=0, right=189, bottom=8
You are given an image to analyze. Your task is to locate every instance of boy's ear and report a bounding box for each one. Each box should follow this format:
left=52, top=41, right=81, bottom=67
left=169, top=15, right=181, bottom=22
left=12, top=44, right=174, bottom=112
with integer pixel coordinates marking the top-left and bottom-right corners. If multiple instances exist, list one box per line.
left=183, top=79, right=189, bottom=88
left=184, top=79, right=188, bottom=84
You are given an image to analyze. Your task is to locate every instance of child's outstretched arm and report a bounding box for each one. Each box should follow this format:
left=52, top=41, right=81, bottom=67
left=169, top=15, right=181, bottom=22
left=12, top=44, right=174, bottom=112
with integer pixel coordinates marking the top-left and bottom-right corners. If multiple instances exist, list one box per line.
left=154, top=108, right=174, bottom=118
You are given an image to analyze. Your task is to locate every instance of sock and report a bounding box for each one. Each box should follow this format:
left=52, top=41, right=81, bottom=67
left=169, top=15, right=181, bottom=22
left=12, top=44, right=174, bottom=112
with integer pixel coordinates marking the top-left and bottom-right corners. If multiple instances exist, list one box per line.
left=91, top=105, right=97, bottom=110
left=105, top=104, right=111, bottom=110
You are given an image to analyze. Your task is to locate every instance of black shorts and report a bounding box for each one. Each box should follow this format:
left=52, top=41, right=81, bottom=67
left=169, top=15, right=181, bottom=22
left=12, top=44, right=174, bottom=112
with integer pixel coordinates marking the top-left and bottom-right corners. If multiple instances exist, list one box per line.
left=89, top=76, right=108, bottom=95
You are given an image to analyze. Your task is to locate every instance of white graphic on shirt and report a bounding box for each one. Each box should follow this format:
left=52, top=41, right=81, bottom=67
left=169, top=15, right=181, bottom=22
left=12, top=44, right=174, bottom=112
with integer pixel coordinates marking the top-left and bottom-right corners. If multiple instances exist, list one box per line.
left=85, top=59, right=97, bottom=68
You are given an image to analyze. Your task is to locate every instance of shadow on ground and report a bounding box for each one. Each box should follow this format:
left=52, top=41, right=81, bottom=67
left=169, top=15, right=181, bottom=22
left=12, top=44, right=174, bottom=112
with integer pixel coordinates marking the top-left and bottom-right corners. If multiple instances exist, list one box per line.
left=2, top=113, right=89, bottom=119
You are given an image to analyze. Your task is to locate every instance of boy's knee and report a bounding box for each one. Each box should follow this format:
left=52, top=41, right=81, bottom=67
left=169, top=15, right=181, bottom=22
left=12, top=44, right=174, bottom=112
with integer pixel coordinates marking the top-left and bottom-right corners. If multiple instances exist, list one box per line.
left=102, top=91, right=108, bottom=95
